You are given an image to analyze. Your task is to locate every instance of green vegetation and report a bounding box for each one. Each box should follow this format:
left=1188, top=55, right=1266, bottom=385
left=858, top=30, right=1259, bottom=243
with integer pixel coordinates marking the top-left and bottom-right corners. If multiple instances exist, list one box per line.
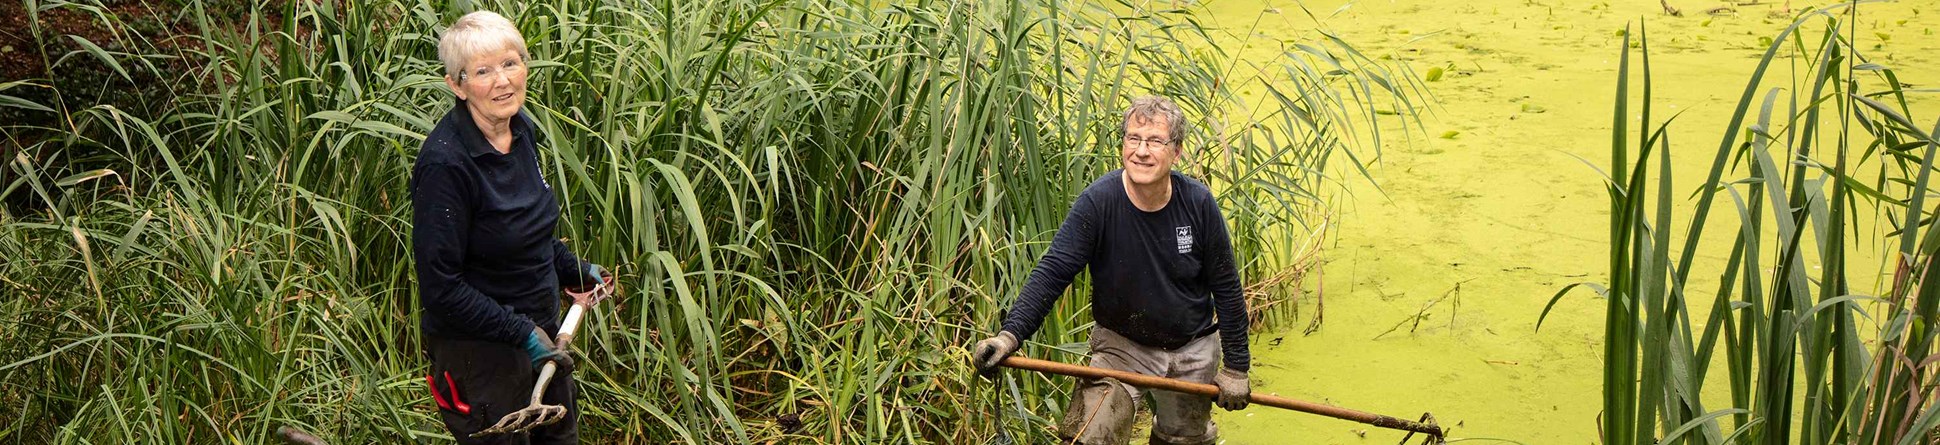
left=0, top=0, right=1417, bottom=442
left=1544, top=5, right=1940, bottom=444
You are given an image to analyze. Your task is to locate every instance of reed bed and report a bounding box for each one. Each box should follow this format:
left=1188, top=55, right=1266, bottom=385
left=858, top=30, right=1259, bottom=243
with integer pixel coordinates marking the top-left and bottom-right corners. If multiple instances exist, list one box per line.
left=0, top=0, right=1418, bottom=442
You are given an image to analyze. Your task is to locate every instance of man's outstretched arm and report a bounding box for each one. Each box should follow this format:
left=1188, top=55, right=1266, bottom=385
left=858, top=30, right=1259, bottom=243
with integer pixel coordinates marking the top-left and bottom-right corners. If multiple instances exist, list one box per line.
left=974, top=195, right=1101, bottom=374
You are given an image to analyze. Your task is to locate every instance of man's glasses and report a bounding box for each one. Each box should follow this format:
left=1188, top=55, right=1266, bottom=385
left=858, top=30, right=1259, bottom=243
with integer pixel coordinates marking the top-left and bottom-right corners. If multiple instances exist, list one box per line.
left=1123, top=134, right=1173, bottom=151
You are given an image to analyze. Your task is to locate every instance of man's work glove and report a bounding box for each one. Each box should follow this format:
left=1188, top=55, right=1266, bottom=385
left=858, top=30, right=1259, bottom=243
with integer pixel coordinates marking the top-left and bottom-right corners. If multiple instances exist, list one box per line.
left=1212, top=368, right=1250, bottom=410
left=522, top=327, right=574, bottom=373
left=971, top=331, right=1020, bottom=377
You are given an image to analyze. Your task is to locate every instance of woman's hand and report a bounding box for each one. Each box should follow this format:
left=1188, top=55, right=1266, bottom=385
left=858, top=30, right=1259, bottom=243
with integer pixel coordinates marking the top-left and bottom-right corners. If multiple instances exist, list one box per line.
left=567, top=263, right=617, bottom=306
left=523, top=327, right=575, bottom=373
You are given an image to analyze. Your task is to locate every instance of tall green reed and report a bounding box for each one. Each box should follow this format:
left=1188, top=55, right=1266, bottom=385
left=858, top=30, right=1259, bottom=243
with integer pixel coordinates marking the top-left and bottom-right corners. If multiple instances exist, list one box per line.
left=1543, top=4, right=1940, bottom=444
left=1, top=0, right=1417, bottom=442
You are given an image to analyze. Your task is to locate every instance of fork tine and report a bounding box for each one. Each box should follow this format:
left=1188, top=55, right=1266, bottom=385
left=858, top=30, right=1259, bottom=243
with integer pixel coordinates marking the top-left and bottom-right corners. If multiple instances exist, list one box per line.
left=473, top=404, right=571, bottom=438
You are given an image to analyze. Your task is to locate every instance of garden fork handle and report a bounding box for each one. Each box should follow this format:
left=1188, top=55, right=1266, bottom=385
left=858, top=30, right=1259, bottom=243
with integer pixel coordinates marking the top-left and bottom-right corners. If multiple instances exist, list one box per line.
left=555, top=302, right=587, bottom=348
left=526, top=301, right=588, bottom=405
left=557, top=277, right=613, bottom=348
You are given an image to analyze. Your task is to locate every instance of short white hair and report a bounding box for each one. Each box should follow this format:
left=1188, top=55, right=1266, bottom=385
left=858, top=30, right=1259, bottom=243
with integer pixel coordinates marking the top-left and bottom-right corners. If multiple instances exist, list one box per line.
left=437, top=11, right=529, bottom=79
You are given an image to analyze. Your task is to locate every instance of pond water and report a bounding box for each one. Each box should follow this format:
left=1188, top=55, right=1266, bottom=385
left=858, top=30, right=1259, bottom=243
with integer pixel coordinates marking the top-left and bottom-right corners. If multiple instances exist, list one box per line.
left=1184, top=0, right=1940, bottom=443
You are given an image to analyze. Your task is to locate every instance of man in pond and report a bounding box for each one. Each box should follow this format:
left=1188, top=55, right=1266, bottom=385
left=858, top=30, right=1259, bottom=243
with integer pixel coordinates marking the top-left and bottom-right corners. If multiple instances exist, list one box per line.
left=972, top=96, right=1252, bottom=445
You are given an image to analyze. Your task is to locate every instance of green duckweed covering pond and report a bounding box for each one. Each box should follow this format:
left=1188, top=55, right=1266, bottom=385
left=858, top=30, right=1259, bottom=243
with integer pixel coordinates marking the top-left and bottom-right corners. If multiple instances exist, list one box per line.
left=1204, top=0, right=1937, bottom=443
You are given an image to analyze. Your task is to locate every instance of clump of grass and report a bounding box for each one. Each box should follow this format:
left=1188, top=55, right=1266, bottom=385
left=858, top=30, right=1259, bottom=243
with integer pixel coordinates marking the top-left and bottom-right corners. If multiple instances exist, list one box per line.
left=1544, top=5, right=1940, bottom=444
left=0, top=0, right=1419, bottom=443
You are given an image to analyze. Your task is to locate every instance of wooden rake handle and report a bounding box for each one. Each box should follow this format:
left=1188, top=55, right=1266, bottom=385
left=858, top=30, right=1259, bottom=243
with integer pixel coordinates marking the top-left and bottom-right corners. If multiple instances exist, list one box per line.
left=998, top=356, right=1445, bottom=437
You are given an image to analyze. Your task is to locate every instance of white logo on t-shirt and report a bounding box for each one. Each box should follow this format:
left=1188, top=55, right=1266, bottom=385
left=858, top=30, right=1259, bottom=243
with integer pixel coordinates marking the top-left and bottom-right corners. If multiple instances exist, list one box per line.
left=1176, top=226, right=1193, bottom=254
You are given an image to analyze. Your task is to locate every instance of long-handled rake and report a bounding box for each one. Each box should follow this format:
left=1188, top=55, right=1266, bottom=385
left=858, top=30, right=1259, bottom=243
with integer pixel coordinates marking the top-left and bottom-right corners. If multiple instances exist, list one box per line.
left=999, top=356, right=1448, bottom=445
left=472, top=282, right=612, bottom=437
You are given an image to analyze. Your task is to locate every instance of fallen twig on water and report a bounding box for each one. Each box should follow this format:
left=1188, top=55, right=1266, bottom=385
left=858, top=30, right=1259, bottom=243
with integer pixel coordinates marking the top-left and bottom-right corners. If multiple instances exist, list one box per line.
left=1374, top=279, right=1474, bottom=340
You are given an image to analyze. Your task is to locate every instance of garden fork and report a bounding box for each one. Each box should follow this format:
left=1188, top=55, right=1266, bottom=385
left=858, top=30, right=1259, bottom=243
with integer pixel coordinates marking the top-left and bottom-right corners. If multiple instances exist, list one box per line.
left=472, top=280, right=614, bottom=437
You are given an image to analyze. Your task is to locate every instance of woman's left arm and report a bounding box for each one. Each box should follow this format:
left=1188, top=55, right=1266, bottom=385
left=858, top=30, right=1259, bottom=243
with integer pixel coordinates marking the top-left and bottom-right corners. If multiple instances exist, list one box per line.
left=553, top=240, right=596, bottom=288
left=532, top=113, right=600, bottom=290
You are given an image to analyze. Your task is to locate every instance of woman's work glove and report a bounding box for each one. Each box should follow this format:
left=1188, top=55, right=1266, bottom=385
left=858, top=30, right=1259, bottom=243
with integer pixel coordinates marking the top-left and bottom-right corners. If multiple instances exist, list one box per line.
left=567, top=263, right=610, bottom=292
left=522, top=327, right=574, bottom=373
left=566, top=263, right=617, bottom=306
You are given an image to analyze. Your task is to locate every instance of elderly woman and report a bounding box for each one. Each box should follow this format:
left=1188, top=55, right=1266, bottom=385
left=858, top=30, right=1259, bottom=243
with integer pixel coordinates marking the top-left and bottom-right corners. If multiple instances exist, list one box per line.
left=412, top=10, right=612, bottom=444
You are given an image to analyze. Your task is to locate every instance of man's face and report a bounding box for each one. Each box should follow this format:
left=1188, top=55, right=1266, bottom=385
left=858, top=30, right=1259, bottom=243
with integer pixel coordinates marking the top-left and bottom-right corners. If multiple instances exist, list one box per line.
left=1121, top=117, right=1178, bottom=187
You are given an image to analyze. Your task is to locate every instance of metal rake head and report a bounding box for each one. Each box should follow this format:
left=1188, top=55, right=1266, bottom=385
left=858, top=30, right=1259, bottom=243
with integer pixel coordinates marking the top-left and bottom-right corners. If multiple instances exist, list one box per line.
left=471, top=403, right=568, bottom=437
left=1396, top=412, right=1446, bottom=445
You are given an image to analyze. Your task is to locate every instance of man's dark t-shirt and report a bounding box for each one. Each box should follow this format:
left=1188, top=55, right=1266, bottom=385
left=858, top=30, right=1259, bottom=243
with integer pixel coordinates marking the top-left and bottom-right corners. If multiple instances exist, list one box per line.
left=411, top=103, right=590, bottom=344
left=1002, top=169, right=1250, bottom=371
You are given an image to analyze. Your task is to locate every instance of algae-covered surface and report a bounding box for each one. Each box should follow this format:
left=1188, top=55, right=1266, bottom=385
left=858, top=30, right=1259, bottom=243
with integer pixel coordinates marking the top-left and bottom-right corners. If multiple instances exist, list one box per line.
left=1181, top=0, right=1940, bottom=443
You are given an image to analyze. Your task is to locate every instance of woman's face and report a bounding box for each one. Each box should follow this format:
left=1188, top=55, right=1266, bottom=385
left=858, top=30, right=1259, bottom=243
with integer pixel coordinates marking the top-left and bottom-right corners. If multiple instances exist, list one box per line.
left=445, top=48, right=528, bottom=124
